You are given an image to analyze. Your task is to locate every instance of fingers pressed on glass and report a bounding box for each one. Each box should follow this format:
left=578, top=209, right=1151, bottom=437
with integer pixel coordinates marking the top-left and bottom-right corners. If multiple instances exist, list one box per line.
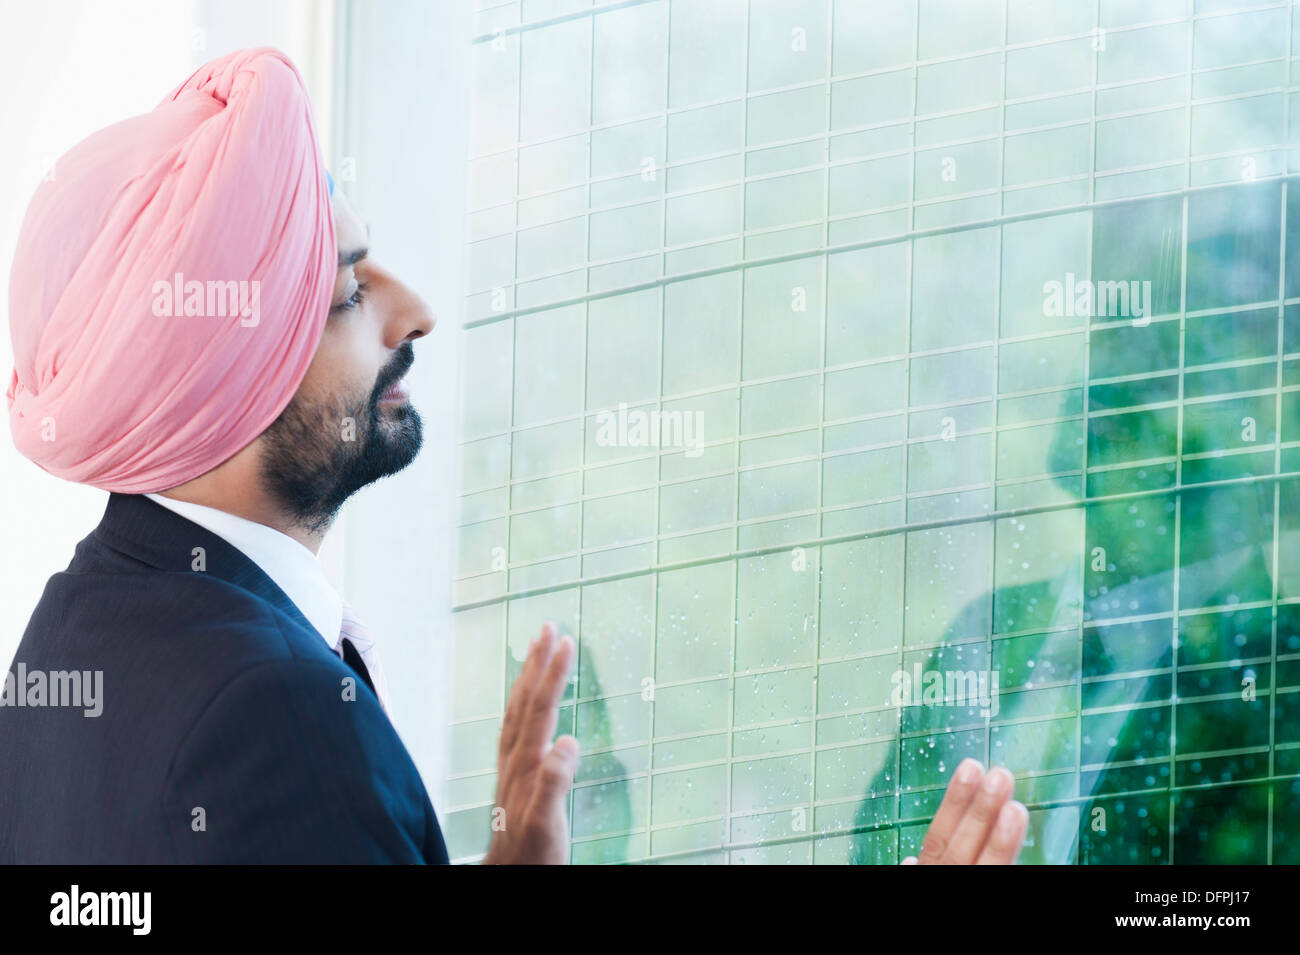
left=499, top=622, right=555, bottom=760
left=535, top=636, right=575, bottom=738
left=518, top=627, right=560, bottom=724
left=511, top=634, right=574, bottom=778
left=943, top=766, right=1015, bottom=863
left=976, top=800, right=1029, bottom=865
left=917, top=758, right=984, bottom=863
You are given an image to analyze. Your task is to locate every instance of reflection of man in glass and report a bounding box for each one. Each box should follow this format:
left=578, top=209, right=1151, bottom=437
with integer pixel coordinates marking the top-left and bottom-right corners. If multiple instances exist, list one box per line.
left=857, top=182, right=1300, bottom=864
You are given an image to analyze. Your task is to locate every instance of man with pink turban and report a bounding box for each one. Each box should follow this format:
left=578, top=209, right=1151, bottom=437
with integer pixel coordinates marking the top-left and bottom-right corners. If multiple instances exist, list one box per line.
left=0, top=47, right=584, bottom=865
left=0, top=48, right=1028, bottom=866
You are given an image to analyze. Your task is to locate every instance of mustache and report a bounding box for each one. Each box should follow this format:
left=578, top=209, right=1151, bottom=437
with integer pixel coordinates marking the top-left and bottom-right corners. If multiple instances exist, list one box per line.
left=370, top=342, right=415, bottom=404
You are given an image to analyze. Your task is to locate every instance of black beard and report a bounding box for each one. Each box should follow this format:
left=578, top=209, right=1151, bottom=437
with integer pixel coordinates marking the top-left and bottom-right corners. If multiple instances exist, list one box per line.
left=258, top=343, right=422, bottom=535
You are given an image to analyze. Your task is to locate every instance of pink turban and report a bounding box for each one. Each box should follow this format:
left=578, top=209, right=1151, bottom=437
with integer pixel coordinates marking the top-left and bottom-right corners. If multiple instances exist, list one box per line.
left=6, top=47, right=335, bottom=493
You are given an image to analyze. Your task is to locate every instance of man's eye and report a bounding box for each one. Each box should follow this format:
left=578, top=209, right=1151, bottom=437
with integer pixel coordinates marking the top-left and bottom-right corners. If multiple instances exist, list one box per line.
left=332, top=281, right=369, bottom=313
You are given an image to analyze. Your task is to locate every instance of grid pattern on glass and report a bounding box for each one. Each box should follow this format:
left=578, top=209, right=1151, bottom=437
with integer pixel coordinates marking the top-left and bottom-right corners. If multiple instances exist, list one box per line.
left=449, top=0, right=1300, bottom=863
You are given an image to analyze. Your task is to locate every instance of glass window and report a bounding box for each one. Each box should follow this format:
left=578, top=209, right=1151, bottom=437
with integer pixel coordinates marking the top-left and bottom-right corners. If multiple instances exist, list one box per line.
left=746, top=0, right=829, bottom=93
left=450, top=0, right=1300, bottom=864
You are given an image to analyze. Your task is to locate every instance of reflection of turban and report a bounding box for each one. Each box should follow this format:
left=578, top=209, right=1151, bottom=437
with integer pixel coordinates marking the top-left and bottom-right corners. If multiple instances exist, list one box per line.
left=6, top=47, right=335, bottom=493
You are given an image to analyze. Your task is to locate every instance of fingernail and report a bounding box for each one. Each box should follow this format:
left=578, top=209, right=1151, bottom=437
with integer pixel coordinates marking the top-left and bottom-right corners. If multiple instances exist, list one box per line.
left=956, top=758, right=983, bottom=784
left=998, top=801, right=1026, bottom=833
left=983, top=767, right=1011, bottom=795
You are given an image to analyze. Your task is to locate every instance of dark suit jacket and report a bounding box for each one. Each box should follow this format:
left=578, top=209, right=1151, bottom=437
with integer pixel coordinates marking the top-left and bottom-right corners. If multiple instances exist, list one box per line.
left=0, top=492, right=449, bottom=863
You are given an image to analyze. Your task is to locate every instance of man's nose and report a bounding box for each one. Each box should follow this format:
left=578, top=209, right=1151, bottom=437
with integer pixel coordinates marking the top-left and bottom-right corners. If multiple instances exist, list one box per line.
left=384, top=274, right=436, bottom=347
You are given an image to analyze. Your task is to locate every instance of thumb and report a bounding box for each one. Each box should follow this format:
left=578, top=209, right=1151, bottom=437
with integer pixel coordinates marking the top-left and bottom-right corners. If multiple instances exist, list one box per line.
left=529, top=735, right=580, bottom=813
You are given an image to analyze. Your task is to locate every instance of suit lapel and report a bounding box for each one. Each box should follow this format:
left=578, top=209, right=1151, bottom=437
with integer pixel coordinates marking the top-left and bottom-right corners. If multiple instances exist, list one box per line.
left=92, top=492, right=323, bottom=643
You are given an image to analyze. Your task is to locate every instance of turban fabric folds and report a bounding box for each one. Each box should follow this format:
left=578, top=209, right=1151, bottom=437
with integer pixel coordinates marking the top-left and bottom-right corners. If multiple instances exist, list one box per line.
left=6, top=47, right=336, bottom=493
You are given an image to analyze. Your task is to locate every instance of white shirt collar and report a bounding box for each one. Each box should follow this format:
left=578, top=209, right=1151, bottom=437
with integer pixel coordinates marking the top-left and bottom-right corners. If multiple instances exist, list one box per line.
left=143, top=493, right=343, bottom=650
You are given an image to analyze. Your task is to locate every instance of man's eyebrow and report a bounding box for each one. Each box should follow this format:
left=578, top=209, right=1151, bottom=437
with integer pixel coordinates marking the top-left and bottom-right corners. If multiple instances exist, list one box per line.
left=338, top=246, right=368, bottom=268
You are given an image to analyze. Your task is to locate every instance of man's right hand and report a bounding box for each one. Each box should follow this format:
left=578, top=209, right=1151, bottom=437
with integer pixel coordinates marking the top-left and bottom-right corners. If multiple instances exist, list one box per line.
left=482, top=622, right=579, bottom=864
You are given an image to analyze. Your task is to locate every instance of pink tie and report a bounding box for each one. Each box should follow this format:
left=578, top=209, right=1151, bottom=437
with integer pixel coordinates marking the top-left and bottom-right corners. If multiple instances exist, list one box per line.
left=336, top=600, right=390, bottom=715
